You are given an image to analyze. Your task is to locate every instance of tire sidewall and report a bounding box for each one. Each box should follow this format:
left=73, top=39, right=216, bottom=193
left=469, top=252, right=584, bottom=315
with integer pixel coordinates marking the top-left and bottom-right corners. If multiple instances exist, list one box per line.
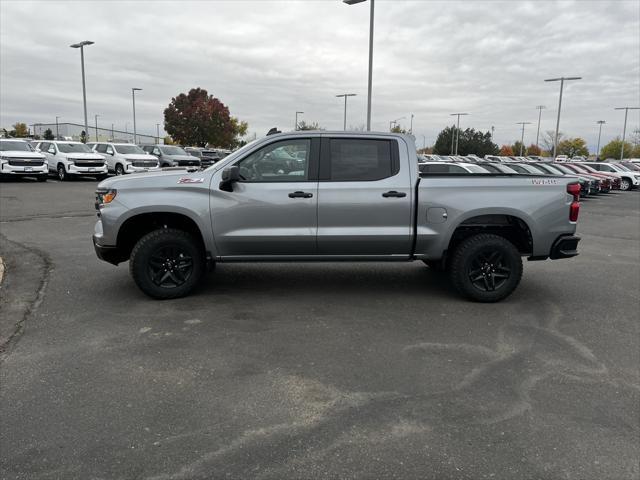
left=449, top=234, right=523, bottom=303
left=57, top=164, right=66, bottom=181
left=130, top=229, right=204, bottom=299
left=621, top=179, right=630, bottom=191
left=115, top=164, right=125, bottom=176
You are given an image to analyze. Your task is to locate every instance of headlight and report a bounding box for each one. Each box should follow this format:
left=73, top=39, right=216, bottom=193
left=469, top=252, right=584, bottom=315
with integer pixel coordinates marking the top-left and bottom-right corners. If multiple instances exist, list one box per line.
left=67, top=158, right=74, bottom=165
left=95, top=189, right=117, bottom=209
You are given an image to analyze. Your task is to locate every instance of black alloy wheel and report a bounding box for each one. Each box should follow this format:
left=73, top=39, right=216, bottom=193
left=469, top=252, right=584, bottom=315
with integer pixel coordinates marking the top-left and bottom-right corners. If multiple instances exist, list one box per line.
left=148, top=245, right=194, bottom=288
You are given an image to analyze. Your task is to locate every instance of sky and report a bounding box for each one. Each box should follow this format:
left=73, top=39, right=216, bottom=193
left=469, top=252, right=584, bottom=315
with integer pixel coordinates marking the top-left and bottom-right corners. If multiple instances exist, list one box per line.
left=1, top=0, right=639, bottom=151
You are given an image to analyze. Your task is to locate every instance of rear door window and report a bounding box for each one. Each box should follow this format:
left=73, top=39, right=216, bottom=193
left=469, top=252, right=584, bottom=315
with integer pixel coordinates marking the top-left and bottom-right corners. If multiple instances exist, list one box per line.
left=323, top=138, right=398, bottom=181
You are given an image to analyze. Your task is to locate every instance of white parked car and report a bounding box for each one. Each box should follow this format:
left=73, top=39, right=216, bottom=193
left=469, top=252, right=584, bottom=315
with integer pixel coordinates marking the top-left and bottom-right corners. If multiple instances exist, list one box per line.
left=36, top=141, right=107, bottom=181
left=581, top=162, right=640, bottom=191
left=0, top=138, right=48, bottom=181
left=88, top=142, right=159, bottom=175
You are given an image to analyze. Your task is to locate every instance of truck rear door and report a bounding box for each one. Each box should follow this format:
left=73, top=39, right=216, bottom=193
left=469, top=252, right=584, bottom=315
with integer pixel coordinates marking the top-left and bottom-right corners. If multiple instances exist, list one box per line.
left=317, top=136, right=413, bottom=256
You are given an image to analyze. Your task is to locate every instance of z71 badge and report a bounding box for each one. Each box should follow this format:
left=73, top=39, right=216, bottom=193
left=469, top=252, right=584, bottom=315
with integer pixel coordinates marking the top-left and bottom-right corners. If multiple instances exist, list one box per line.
left=177, top=177, right=204, bottom=184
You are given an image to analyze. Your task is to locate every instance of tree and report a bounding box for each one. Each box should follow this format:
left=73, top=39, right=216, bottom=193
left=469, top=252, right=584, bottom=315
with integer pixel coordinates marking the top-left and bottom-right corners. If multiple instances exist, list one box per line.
left=433, top=125, right=498, bottom=156
left=511, top=141, right=526, bottom=156
left=557, top=137, right=589, bottom=157
left=164, top=87, right=247, bottom=148
left=163, top=136, right=175, bottom=145
left=527, top=144, right=541, bottom=156
left=540, top=130, right=565, bottom=155
left=297, top=120, right=322, bottom=131
left=600, top=138, right=634, bottom=160
left=80, top=130, right=87, bottom=143
left=11, top=122, right=28, bottom=137
left=43, top=128, right=54, bottom=140
left=390, top=125, right=408, bottom=134
left=499, top=145, right=514, bottom=156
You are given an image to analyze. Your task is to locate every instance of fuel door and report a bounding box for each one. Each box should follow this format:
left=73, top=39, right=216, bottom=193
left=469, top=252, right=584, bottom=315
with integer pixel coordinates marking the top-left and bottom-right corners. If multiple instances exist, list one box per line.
left=427, top=207, right=448, bottom=224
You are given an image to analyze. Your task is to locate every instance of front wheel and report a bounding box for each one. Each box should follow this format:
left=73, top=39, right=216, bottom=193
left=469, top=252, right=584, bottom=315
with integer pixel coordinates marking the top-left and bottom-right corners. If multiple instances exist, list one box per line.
left=115, top=164, right=125, bottom=176
left=448, top=233, right=523, bottom=302
left=57, top=164, right=67, bottom=181
left=129, top=228, right=205, bottom=299
left=620, top=178, right=631, bottom=191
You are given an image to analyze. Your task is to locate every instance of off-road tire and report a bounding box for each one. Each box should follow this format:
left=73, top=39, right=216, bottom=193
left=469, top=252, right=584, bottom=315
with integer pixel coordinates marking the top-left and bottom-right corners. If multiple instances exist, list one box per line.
left=129, top=228, right=205, bottom=299
left=448, top=233, right=523, bottom=303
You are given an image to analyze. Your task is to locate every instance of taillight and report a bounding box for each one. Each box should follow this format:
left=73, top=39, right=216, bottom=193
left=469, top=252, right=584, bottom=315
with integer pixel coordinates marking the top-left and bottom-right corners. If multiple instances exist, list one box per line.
left=569, top=201, right=580, bottom=222
left=567, top=182, right=581, bottom=198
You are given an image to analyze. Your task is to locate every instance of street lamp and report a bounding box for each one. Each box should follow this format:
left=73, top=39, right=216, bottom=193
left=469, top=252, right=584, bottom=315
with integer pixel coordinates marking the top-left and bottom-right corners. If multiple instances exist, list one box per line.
left=614, top=107, right=640, bottom=160
left=156, top=123, right=161, bottom=143
left=535, top=105, right=545, bottom=148
left=595, top=120, right=606, bottom=160
left=544, top=76, right=581, bottom=158
left=94, top=114, right=100, bottom=141
left=516, top=122, right=532, bottom=156
left=70, top=40, right=94, bottom=142
left=336, top=93, right=357, bottom=130
left=132, top=87, right=142, bottom=144
left=55, top=116, right=60, bottom=140
left=343, top=0, right=374, bottom=131
left=295, top=111, right=304, bottom=130
left=449, top=112, right=469, bottom=155
left=410, top=113, right=414, bottom=134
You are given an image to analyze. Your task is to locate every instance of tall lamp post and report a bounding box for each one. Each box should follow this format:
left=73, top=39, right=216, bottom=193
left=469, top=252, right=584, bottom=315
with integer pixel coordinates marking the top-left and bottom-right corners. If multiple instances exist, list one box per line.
left=156, top=123, right=161, bottom=143
left=70, top=40, right=94, bottom=142
left=131, top=87, right=142, bottom=144
left=544, top=76, right=581, bottom=158
left=516, top=122, right=532, bottom=156
left=295, top=111, right=304, bottom=131
left=343, top=0, right=374, bottom=131
left=336, top=93, right=357, bottom=130
left=614, top=107, right=640, bottom=160
left=55, top=116, right=60, bottom=140
left=450, top=112, right=469, bottom=155
left=595, top=120, right=606, bottom=160
left=535, top=105, right=545, bottom=148
left=94, top=114, right=100, bottom=141
left=409, top=113, right=414, bottom=134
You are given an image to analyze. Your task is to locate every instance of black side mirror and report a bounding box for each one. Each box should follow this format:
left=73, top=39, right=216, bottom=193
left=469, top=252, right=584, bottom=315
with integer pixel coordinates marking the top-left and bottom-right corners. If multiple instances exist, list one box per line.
left=220, top=166, right=240, bottom=192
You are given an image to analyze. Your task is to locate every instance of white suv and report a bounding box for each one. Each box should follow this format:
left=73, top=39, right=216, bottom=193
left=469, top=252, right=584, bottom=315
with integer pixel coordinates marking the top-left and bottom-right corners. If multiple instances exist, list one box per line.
left=582, top=162, right=640, bottom=191
left=88, top=142, right=159, bottom=175
left=0, top=138, right=48, bottom=181
left=36, top=141, right=108, bottom=181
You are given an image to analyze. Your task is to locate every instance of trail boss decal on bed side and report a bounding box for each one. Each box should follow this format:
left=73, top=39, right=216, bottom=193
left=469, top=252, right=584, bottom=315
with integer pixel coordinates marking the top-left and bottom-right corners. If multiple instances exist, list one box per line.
left=531, top=178, right=560, bottom=185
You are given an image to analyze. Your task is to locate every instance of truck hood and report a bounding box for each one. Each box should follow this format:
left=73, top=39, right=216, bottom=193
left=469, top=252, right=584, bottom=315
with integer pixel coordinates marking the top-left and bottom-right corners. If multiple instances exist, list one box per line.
left=164, top=154, right=197, bottom=161
left=0, top=150, right=45, bottom=159
left=121, top=154, right=159, bottom=161
left=98, top=169, right=209, bottom=190
left=65, top=152, right=105, bottom=160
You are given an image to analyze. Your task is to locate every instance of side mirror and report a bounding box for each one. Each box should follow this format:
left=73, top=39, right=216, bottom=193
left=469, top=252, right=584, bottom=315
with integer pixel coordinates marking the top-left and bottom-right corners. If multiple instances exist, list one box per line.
left=219, top=166, right=240, bottom=192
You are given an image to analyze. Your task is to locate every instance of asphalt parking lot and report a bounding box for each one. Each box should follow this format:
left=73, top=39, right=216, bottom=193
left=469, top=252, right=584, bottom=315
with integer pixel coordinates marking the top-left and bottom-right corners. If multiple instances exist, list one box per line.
left=1, top=178, right=639, bottom=480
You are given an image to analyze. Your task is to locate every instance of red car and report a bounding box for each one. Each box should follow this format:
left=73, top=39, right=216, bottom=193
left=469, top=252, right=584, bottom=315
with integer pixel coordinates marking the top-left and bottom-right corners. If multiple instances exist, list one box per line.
left=564, top=163, right=620, bottom=190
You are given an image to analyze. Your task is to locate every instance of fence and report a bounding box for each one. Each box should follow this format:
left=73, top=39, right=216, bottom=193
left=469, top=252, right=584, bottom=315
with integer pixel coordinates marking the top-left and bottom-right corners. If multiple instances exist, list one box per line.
left=31, top=122, right=161, bottom=145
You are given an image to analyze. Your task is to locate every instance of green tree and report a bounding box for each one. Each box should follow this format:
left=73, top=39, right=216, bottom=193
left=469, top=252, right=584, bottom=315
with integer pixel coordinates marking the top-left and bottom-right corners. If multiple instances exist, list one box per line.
left=600, top=138, right=634, bottom=160
left=43, top=128, right=54, bottom=140
left=511, top=141, right=526, bottom=156
left=390, top=125, right=408, bottom=134
left=297, top=120, right=322, bottom=131
left=164, top=87, right=247, bottom=148
left=527, top=144, right=542, bottom=156
left=433, top=126, right=498, bottom=156
left=557, top=137, right=589, bottom=157
left=10, top=122, right=29, bottom=137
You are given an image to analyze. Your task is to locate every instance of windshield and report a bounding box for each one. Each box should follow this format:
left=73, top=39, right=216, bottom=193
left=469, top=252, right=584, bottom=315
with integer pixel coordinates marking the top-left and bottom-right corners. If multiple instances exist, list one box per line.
left=0, top=141, right=33, bottom=152
left=554, top=164, right=577, bottom=175
left=160, top=146, right=188, bottom=156
left=465, top=164, right=490, bottom=173
left=57, top=143, right=92, bottom=153
left=114, top=145, right=145, bottom=154
left=608, top=163, right=627, bottom=172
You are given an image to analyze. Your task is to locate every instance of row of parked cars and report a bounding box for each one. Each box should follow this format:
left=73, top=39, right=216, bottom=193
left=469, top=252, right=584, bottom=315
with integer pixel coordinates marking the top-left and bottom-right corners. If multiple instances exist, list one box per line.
left=418, top=153, right=640, bottom=195
left=0, top=138, right=231, bottom=181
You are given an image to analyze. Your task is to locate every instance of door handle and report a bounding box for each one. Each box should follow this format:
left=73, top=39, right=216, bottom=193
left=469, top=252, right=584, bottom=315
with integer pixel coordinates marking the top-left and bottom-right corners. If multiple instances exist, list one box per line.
left=382, top=191, right=407, bottom=198
left=288, top=191, right=313, bottom=198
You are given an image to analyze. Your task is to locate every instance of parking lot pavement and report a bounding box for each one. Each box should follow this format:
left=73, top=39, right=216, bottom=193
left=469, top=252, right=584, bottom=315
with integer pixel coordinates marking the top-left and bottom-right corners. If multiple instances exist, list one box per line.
left=1, top=178, right=639, bottom=480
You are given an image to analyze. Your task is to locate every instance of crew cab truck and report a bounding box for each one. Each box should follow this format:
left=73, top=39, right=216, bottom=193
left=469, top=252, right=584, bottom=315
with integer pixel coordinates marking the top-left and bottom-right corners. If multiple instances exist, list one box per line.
left=93, top=132, right=581, bottom=302
left=0, top=138, right=48, bottom=181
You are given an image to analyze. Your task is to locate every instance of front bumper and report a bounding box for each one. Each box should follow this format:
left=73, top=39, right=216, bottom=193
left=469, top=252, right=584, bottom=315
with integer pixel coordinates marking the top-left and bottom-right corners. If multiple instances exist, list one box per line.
left=1, top=163, right=48, bottom=175
left=549, top=235, right=580, bottom=260
left=126, top=164, right=160, bottom=173
left=93, top=235, right=124, bottom=265
left=69, top=164, right=108, bottom=175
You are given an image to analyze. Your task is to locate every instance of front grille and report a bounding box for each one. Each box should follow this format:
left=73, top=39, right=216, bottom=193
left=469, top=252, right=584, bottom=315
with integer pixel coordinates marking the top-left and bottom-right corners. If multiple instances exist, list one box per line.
left=132, top=160, right=157, bottom=168
left=74, top=160, right=105, bottom=168
left=177, top=160, right=200, bottom=166
left=8, top=159, right=45, bottom=166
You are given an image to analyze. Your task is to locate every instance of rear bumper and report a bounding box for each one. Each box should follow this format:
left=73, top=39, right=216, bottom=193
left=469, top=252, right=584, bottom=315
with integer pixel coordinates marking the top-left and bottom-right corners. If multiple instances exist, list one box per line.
left=549, top=235, right=580, bottom=260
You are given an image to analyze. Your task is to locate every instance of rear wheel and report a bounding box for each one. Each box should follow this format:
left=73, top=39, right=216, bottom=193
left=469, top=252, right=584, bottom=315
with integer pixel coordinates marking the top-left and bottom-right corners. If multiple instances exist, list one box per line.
left=448, top=233, right=523, bottom=302
left=620, top=178, right=631, bottom=191
left=129, top=228, right=205, bottom=299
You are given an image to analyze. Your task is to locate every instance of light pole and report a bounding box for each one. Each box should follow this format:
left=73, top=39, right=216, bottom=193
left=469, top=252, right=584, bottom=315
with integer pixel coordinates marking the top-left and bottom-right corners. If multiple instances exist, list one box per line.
left=94, top=114, right=100, bottom=141
left=595, top=120, right=606, bottom=160
left=409, top=113, right=414, bottom=134
left=421, top=135, right=426, bottom=150
left=491, top=125, right=495, bottom=143
left=55, top=116, right=60, bottom=139
left=295, top=111, right=304, bottom=130
left=111, top=123, right=115, bottom=140
left=343, top=0, right=374, bottom=131
left=535, top=105, right=545, bottom=148
left=70, top=41, right=94, bottom=142
left=336, top=93, right=357, bottom=130
left=544, top=76, right=581, bottom=158
left=516, top=122, right=532, bottom=156
left=131, top=87, right=142, bottom=144
left=156, top=123, right=160, bottom=143
left=450, top=112, right=468, bottom=155
left=614, top=107, right=640, bottom=160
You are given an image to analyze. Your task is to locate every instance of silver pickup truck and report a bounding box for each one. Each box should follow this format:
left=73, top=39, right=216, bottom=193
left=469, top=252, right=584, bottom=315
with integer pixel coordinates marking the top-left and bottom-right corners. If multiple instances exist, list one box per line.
left=93, top=132, right=581, bottom=302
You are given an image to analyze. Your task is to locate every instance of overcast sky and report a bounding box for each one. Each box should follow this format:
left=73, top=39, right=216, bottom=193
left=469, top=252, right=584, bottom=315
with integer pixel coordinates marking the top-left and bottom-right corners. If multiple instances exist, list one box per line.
left=1, top=0, right=639, bottom=150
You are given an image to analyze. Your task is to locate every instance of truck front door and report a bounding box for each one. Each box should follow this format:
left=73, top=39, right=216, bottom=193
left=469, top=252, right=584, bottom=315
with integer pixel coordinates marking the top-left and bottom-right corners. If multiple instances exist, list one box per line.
left=210, top=137, right=319, bottom=257
left=317, top=137, right=413, bottom=256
